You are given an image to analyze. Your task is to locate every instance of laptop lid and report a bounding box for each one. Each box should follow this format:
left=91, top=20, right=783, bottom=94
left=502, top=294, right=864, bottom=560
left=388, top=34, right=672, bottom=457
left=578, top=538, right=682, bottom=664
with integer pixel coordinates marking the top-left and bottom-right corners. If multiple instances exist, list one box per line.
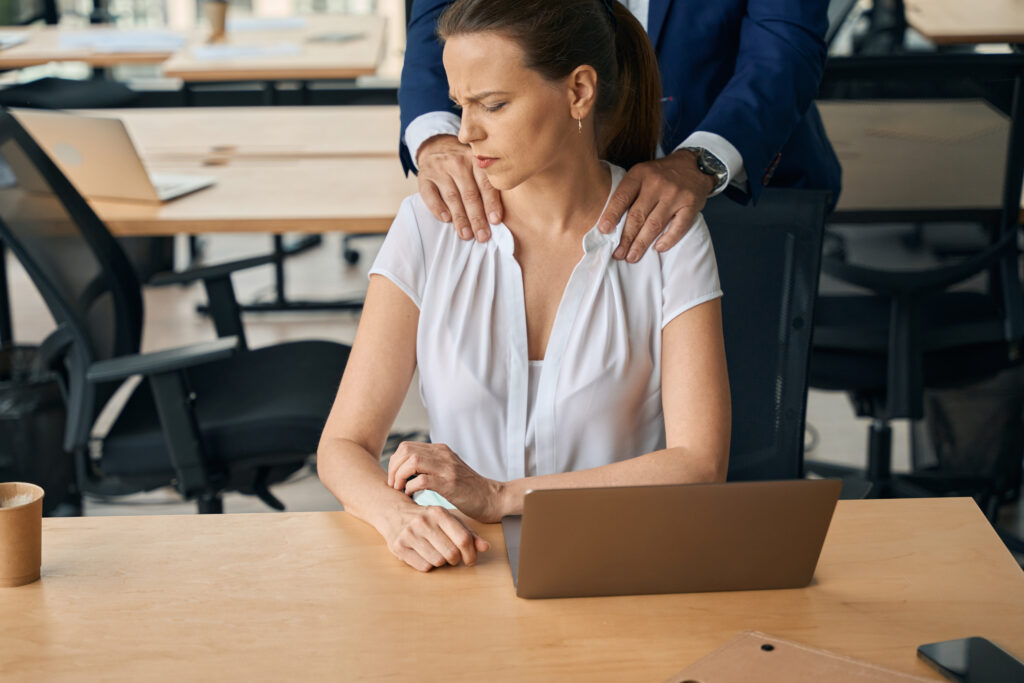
left=504, top=479, right=842, bottom=599
left=11, top=109, right=213, bottom=203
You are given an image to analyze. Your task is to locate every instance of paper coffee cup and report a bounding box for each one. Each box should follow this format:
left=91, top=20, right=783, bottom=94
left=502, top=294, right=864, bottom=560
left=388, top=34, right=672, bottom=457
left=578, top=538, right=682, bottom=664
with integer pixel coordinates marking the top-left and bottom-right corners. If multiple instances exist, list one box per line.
left=0, top=482, right=44, bottom=587
left=206, top=1, right=229, bottom=43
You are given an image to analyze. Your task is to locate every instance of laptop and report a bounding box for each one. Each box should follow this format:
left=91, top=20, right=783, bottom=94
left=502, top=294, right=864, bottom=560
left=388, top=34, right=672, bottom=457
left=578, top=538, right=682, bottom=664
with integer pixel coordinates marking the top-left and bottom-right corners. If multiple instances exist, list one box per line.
left=11, top=109, right=214, bottom=203
left=501, top=479, right=842, bottom=599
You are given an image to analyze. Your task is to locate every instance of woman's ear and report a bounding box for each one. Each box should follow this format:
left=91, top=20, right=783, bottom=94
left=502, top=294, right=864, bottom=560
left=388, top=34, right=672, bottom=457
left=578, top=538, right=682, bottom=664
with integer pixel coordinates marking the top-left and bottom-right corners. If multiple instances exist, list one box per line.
left=567, top=65, right=599, bottom=121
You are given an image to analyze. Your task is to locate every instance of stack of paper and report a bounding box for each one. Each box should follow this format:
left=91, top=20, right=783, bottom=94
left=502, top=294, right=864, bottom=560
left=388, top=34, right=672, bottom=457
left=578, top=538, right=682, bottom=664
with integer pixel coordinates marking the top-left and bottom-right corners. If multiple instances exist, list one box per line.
left=190, top=43, right=303, bottom=61
left=58, top=30, right=185, bottom=54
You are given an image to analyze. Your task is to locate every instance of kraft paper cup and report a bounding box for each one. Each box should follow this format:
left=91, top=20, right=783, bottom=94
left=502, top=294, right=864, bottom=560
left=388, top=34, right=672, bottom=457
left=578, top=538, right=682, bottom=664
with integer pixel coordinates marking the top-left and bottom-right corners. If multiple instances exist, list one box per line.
left=206, top=1, right=228, bottom=43
left=0, top=482, right=44, bottom=587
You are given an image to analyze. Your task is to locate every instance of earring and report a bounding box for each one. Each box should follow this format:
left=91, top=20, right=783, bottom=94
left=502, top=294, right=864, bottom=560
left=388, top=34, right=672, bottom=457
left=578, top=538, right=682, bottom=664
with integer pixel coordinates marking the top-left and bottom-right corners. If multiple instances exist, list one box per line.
left=577, top=116, right=582, bottom=134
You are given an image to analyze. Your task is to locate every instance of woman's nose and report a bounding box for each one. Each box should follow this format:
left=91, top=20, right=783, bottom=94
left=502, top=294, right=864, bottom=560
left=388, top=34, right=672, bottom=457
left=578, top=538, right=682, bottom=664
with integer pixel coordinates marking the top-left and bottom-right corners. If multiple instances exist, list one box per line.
left=458, top=112, right=482, bottom=145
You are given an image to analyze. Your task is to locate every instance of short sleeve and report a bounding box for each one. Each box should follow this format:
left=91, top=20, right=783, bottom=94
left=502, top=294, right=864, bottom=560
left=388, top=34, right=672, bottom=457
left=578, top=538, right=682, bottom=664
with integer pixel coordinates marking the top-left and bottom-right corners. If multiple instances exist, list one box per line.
left=660, top=213, right=723, bottom=328
left=368, top=196, right=427, bottom=309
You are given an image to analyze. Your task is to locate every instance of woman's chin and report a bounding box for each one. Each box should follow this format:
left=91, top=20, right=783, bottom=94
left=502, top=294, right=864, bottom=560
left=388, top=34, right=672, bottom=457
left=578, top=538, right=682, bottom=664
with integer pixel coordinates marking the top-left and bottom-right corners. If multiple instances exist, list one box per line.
left=484, top=169, right=524, bottom=193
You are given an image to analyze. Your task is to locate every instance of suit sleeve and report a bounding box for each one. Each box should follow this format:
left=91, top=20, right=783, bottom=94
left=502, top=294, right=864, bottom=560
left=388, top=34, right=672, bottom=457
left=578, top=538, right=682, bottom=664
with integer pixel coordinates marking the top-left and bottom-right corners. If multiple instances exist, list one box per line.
left=695, top=0, right=829, bottom=201
left=398, top=0, right=459, bottom=175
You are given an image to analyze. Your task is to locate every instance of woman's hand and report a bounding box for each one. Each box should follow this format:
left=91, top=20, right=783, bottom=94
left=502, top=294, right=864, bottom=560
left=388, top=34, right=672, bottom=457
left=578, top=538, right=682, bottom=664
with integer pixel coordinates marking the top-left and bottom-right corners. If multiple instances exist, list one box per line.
left=388, top=442, right=507, bottom=523
left=382, top=502, right=490, bottom=572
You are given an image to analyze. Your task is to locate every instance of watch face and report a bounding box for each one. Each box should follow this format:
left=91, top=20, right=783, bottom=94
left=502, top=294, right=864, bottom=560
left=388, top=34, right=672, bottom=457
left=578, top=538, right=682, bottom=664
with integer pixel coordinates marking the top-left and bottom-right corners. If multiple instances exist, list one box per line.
left=699, top=149, right=727, bottom=176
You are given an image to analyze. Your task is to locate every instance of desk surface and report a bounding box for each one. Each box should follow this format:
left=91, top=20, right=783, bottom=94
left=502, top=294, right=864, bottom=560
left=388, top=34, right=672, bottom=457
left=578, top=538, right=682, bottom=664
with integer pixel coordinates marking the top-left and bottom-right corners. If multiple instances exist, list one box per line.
left=161, top=14, right=385, bottom=82
left=79, top=106, right=400, bottom=160
left=0, top=498, right=1020, bottom=681
left=819, top=99, right=1023, bottom=218
left=0, top=25, right=180, bottom=69
left=904, top=0, right=1024, bottom=45
left=90, top=157, right=416, bottom=235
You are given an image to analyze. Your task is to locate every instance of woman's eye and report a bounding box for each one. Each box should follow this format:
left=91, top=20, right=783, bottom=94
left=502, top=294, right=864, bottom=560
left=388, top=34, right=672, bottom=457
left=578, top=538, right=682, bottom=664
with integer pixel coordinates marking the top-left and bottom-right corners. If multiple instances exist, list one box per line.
left=450, top=102, right=463, bottom=111
left=483, top=102, right=506, bottom=113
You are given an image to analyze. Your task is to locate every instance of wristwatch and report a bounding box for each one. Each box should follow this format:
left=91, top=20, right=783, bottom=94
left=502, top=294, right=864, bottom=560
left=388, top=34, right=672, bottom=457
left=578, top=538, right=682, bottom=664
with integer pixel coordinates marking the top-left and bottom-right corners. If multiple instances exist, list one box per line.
left=681, top=146, right=728, bottom=193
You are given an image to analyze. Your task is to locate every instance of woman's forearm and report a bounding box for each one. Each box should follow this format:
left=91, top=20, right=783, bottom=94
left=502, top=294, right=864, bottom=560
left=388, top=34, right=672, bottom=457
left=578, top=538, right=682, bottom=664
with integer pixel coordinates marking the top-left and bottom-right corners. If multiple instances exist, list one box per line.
left=496, top=446, right=726, bottom=517
left=317, top=437, right=418, bottom=536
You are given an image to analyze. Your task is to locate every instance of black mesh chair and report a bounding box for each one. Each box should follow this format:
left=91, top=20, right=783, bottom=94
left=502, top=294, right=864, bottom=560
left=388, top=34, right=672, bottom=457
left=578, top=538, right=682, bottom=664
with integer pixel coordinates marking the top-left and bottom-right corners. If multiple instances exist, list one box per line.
left=701, top=189, right=829, bottom=482
left=0, top=111, right=349, bottom=513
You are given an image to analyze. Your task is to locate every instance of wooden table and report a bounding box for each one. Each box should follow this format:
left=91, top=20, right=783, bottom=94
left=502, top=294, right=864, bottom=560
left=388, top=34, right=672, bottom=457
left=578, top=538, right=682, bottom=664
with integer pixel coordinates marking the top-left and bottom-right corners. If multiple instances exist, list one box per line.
left=161, top=14, right=386, bottom=83
left=90, top=157, right=415, bottom=236
left=79, top=106, right=401, bottom=161
left=0, top=25, right=182, bottom=69
left=904, top=0, right=1024, bottom=45
left=819, top=99, right=1024, bottom=220
left=67, top=106, right=411, bottom=236
left=0, top=498, right=1020, bottom=681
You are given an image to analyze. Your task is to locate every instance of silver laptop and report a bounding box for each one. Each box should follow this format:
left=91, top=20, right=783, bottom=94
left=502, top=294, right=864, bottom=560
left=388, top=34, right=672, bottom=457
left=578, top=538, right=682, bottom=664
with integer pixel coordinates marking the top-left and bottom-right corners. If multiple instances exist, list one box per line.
left=12, top=108, right=214, bottom=203
left=502, top=479, right=842, bottom=599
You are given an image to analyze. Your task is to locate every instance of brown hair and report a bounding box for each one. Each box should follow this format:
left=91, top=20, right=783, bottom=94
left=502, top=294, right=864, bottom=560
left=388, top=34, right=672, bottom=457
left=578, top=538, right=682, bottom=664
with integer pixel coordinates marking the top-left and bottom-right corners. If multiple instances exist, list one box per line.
left=437, top=0, right=661, bottom=169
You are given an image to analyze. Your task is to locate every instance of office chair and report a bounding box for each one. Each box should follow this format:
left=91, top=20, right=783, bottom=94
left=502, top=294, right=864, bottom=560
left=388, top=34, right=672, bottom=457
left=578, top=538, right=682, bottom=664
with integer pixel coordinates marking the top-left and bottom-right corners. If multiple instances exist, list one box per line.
left=701, top=189, right=829, bottom=482
left=807, top=231, right=1024, bottom=514
left=0, top=111, right=350, bottom=513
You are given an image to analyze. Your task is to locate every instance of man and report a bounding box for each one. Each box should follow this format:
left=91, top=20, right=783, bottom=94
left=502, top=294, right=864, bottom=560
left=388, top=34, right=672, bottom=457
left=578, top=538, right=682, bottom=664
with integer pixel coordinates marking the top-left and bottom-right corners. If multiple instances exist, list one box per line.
left=399, top=0, right=841, bottom=260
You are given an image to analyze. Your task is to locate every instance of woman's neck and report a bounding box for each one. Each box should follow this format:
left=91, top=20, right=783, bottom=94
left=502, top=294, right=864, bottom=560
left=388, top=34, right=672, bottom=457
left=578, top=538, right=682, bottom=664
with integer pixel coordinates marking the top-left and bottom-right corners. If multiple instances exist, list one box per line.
left=501, top=151, right=611, bottom=243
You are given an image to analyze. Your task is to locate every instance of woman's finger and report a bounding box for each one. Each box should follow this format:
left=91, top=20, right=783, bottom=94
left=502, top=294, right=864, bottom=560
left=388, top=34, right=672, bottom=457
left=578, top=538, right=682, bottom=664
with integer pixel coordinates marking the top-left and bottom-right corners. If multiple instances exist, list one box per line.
left=395, top=545, right=433, bottom=572
left=386, top=446, right=411, bottom=488
left=403, top=474, right=434, bottom=496
left=437, top=513, right=481, bottom=566
left=391, top=452, right=430, bottom=492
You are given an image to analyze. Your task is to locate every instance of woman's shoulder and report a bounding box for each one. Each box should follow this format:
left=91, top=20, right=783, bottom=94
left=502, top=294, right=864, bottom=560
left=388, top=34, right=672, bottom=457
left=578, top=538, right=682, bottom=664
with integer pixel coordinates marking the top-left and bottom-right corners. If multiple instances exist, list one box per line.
left=393, top=193, right=459, bottom=246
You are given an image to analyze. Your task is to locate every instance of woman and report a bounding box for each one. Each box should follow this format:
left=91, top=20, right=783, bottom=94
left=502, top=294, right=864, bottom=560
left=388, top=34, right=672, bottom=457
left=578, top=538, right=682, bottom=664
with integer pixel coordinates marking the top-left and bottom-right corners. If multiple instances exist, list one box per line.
left=318, top=0, right=730, bottom=572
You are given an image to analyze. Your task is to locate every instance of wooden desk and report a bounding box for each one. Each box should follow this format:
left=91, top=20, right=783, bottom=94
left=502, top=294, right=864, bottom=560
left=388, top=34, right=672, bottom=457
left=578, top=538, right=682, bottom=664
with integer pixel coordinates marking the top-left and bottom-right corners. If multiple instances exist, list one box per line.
left=0, top=25, right=181, bottom=69
left=819, top=99, right=1018, bottom=218
left=161, top=15, right=385, bottom=83
left=79, top=106, right=400, bottom=160
left=0, top=498, right=1020, bottom=681
left=904, top=0, right=1024, bottom=46
left=90, top=158, right=416, bottom=236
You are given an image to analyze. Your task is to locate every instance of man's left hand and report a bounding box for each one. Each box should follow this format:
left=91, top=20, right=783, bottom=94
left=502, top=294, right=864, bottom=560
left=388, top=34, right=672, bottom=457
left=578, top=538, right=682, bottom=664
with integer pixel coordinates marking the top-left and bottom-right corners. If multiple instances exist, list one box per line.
left=597, top=149, right=718, bottom=262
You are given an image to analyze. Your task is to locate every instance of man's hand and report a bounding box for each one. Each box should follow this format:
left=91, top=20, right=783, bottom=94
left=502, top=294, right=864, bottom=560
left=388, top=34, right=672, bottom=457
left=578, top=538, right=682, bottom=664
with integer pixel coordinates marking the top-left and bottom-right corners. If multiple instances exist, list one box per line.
left=597, top=149, right=718, bottom=262
left=416, top=134, right=503, bottom=242
left=388, top=442, right=507, bottom=523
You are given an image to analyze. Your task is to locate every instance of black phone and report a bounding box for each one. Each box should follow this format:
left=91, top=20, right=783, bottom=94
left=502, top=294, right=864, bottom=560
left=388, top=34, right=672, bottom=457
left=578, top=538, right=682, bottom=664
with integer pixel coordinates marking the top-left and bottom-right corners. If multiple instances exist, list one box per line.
left=917, top=637, right=1024, bottom=683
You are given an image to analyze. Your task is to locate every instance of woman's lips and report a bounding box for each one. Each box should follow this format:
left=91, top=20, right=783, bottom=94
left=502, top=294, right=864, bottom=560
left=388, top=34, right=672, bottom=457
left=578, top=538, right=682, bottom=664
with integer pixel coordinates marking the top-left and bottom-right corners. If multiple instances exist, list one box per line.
left=475, top=156, right=497, bottom=169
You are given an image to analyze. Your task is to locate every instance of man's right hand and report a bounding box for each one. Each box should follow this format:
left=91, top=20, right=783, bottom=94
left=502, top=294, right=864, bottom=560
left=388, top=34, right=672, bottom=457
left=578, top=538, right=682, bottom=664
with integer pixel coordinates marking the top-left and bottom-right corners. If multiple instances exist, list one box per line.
left=416, top=134, right=503, bottom=242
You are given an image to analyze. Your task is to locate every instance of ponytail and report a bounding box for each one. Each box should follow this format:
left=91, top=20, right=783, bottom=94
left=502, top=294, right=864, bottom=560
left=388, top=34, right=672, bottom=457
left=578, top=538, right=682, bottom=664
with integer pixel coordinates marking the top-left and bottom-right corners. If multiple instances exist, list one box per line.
left=438, top=0, right=662, bottom=169
left=601, top=2, right=661, bottom=168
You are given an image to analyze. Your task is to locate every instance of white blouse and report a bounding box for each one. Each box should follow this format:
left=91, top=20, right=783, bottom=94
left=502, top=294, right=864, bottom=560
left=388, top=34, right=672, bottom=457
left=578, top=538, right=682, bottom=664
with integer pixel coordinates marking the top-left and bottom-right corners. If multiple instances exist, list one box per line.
left=369, top=164, right=722, bottom=485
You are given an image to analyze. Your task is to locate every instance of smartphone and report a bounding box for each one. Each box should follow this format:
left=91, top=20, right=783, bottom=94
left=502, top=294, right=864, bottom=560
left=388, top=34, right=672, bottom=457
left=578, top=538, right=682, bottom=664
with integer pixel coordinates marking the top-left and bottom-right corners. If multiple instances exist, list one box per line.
left=917, top=637, right=1024, bottom=682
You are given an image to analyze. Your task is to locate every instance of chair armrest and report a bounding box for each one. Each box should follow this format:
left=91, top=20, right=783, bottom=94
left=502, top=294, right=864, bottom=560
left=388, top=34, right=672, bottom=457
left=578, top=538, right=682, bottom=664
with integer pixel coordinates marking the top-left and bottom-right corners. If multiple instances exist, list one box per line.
left=149, top=254, right=276, bottom=287
left=86, top=337, right=240, bottom=384
left=821, top=227, right=1017, bottom=296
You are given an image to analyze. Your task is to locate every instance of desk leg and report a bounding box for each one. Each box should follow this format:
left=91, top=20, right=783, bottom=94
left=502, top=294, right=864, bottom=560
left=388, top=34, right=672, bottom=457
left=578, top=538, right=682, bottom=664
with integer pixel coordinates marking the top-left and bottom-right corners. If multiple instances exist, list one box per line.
left=262, top=81, right=278, bottom=106
left=195, top=233, right=360, bottom=316
left=0, top=241, right=11, bottom=346
left=997, top=66, right=1024, bottom=339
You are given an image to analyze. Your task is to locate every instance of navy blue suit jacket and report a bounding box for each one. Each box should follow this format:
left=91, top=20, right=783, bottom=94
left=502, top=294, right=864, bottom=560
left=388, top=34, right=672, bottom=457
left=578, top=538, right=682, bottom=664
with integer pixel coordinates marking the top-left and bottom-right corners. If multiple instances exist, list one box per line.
left=398, top=0, right=841, bottom=204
